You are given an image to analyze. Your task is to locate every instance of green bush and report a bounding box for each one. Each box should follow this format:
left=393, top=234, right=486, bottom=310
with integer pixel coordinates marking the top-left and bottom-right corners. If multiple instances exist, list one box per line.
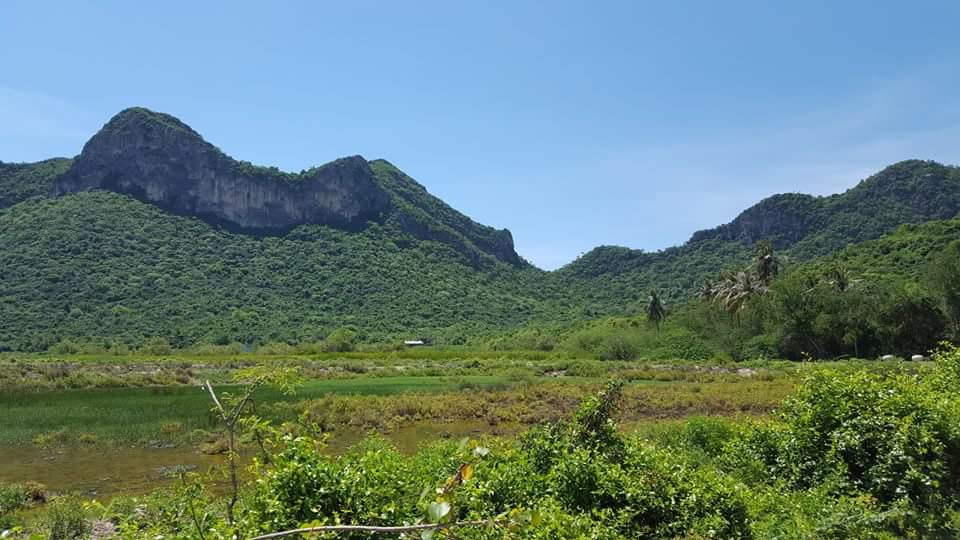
left=321, top=327, right=359, bottom=353
left=724, top=358, right=960, bottom=536
left=140, top=336, right=173, bottom=355
left=43, top=495, right=89, bottom=540
left=0, top=483, right=31, bottom=529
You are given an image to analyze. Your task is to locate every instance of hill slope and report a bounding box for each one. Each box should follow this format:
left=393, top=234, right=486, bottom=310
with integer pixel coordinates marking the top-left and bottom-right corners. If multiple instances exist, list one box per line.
left=2, top=107, right=959, bottom=350
left=0, top=192, right=551, bottom=351
left=559, top=159, right=960, bottom=307
left=0, top=158, right=73, bottom=208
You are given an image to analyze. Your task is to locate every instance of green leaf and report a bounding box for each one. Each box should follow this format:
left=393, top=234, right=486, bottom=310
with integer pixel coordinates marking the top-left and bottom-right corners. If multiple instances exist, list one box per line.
left=428, top=501, right=451, bottom=523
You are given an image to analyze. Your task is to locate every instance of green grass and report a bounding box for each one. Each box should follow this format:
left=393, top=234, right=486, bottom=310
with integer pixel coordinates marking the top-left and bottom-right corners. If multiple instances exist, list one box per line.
left=0, top=357, right=918, bottom=446
left=0, top=375, right=513, bottom=445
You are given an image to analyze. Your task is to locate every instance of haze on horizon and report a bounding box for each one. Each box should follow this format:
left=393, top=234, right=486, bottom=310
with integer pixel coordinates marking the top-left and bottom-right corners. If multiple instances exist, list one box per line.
left=2, top=0, right=959, bottom=269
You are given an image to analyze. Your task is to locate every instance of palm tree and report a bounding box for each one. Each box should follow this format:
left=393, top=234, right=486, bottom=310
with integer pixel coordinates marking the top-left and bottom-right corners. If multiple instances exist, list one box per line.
left=646, top=289, right=666, bottom=332
left=696, top=279, right=717, bottom=302
left=713, top=270, right=767, bottom=326
left=755, top=240, right=781, bottom=286
left=826, top=265, right=860, bottom=293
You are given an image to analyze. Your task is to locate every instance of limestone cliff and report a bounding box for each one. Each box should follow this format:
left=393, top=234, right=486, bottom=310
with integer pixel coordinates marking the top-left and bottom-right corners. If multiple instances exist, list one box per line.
left=53, top=108, right=390, bottom=230
left=51, top=107, right=525, bottom=266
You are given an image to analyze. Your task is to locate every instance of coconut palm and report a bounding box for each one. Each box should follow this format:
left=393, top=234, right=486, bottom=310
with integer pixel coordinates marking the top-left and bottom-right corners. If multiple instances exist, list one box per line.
left=646, top=289, right=666, bottom=332
left=713, top=270, right=768, bottom=325
left=696, top=279, right=717, bottom=302
left=755, top=240, right=781, bottom=286
left=826, top=265, right=860, bottom=293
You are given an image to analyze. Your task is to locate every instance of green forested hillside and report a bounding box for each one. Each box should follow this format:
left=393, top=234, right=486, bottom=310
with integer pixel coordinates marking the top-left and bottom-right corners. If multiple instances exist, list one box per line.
left=801, top=217, right=960, bottom=282
left=0, top=192, right=556, bottom=352
left=2, top=108, right=959, bottom=352
left=0, top=158, right=73, bottom=208
left=540, top=217, right=960, bottom=362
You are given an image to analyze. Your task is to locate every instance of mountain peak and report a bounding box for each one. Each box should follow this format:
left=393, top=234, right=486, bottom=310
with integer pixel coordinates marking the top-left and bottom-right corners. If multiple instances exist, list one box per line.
left=105, top=106, right=203, bottom=139
left=41, top=108, right=524, bottom=266
left=53, top=108, right=390, bottom=231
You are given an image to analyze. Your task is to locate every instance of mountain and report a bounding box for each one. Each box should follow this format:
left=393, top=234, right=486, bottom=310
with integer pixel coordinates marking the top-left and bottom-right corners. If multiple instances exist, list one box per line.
left=0, top=158, right=72, bottom=208
left=54, top=107, right=390, bottom=231
left=0, top=108, right=542, bottom=351
left=0, top=191, right=553, bottom=351
left=1, top=107, right=958, bottom=351
left=559, top=159, right=960, bottom=307
left=31, top=107, right=523, bottom=268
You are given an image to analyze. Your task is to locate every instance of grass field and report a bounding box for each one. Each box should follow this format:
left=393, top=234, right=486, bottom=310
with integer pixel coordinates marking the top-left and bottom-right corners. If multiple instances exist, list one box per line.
left=0, top=375, right=519, bottom=445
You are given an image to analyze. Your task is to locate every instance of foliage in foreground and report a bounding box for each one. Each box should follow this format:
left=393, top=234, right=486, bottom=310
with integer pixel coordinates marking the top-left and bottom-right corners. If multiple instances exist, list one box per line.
left=8, top=348, right=960, bottom=538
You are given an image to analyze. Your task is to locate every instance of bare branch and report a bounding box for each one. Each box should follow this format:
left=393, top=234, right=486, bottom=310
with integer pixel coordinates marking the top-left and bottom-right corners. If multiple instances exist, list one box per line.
left=230, top=379, right=265, bottom=423
left=205, top=380, right=227, bottom=421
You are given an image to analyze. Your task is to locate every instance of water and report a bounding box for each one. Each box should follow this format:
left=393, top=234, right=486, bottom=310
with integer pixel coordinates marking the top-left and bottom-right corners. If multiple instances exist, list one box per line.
left=0, top=420, right=520, bottom=498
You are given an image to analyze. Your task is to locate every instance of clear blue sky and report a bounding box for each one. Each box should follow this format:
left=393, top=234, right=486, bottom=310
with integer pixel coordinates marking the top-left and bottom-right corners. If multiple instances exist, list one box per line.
left=3, top=1, right=959, bottom=269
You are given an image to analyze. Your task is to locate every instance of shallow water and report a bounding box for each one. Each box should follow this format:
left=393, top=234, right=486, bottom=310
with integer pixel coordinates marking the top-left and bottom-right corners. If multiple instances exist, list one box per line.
left=0, top=419, right=519, bottom=497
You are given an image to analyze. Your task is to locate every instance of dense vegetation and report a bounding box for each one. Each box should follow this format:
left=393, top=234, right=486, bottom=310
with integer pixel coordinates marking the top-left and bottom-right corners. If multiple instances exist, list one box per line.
left=3, top=191, right=960, bottom=356
left=4, top=348, right=960, bottom=538
left=0, top=158, right=72, bottom=208
left=2, top=109, right=959, bottom=356
left=508, top=220, right=960, bottom=362
left=0, top=192, right=561, bottom=352
left=558, top=160, right=960, bottom=307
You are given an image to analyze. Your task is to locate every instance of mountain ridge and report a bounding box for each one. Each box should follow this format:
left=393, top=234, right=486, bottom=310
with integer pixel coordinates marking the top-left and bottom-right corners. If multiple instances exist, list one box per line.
left=563, top=159, right=959, bottom=272
left=35, top=107, right=524, bottom=267
left=3, top=108, right=956, bottom=273
left=2, top=108, right=960, bottom=350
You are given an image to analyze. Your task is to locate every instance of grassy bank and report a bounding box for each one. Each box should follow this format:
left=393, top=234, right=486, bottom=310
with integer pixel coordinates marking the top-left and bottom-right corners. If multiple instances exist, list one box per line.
left=0, top=354, right=922, bottom=446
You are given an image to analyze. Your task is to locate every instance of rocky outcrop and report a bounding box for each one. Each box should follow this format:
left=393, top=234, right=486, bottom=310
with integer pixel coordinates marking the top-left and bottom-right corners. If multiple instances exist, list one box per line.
left=50, top=107, right=526, bottom=266
left=689, top=193, right=823, bottom=248
left=53, top=108, right=390, bottom=230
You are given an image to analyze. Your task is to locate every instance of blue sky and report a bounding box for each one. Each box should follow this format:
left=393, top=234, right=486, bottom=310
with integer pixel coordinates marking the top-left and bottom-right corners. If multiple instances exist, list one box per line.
left=2, top=1, right=959, bottom=269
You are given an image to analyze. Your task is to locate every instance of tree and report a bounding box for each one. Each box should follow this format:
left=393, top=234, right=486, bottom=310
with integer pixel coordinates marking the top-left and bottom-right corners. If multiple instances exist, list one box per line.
left=646, top=290, right=666, bottom=332
left=755, top=240, right=781, bottom=286
left=713, top=271, right=768, bottom=326
left=696, top=279, right=717, bottom=302
left=879, top=294, right=946, bottom=357
left=927, top=240, right=960, bottom=340
left=826, top=265, right=856, bottom=293
left=204, top=366, right=301, bottom=528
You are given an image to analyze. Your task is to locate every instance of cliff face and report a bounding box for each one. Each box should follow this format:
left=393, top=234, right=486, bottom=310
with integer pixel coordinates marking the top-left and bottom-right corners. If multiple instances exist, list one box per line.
left=49, top=107, right=525, bottom=266
left=53, top=108, right=390, bottom=230
left=688, top=160, right=960, bottom=251
left=689, top=193, right=823, bottom=248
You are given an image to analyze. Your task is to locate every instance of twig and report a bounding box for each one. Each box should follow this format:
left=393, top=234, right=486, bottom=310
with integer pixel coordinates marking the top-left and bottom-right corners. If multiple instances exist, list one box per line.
left=180, top=473, right=208, bottom=540
left=247, top=519, right=494, bottom=540
left=205, top=380, right=227, bottom=420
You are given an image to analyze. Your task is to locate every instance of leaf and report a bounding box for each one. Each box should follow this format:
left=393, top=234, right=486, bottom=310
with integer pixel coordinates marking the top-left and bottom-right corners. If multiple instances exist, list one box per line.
left=530, top=511, right=543, bottom=526
left=473, top=446, right=490, bottom=457
left=428, top=501, right=451, bottom=523
left=420, top=530, right=435, bottom=540
left=461, top=463, right=474, bottom=482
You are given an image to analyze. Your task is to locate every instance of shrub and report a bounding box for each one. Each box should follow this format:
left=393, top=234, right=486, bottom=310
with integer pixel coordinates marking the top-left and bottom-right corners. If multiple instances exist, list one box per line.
left=563, top=360, right=604, bottom=378
left=725, top=363, right=960, bottom=535
left=649, top=328, right=715, bottom=360
left=43, top=495, right=89, bottom=540
left=0, top=484, right=30, bottom=528
left=49, top=339, right=81, bottom=355
left=596, top=333, right=641, bottom=361
left=140, top=336, right=173, bottom=355
left=321, top=327, right=358, bottom=353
